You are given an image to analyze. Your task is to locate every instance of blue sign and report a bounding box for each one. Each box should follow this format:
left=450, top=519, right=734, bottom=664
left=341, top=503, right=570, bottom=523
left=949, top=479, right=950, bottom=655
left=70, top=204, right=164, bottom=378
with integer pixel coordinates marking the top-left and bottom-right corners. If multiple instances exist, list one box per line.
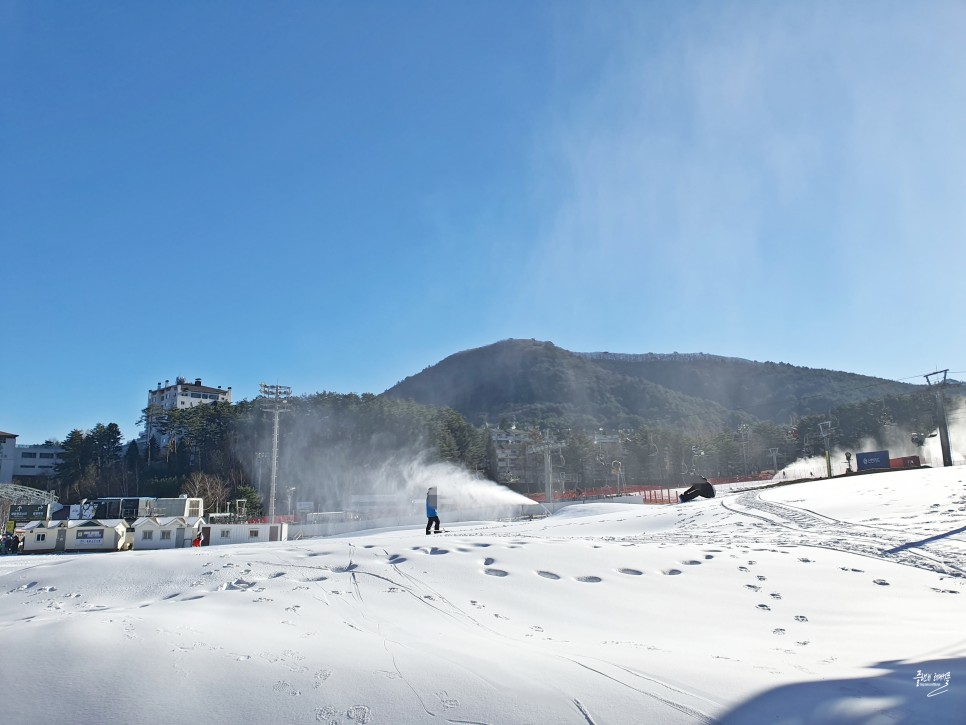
left=856, top=450, right=890, bottom=471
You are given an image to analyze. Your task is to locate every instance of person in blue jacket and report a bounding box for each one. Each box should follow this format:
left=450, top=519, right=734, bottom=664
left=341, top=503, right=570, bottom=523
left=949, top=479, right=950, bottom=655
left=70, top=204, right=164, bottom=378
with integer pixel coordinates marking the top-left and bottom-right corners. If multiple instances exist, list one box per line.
left=425, top=487, right=441, bottom=535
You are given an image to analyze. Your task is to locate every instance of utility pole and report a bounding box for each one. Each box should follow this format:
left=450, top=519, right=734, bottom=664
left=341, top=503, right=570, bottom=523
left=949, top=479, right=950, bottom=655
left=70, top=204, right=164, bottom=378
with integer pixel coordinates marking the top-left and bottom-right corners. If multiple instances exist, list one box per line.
left=925, top=370, right=953, bottom=467
left=258, top=383, right=291, bottom=524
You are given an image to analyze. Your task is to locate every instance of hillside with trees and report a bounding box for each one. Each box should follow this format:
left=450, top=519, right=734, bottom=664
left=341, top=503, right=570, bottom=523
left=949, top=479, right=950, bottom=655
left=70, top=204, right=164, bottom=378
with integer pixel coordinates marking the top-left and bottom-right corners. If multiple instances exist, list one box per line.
left=383, top=339, right=923, bottom=432
left=15, top=339, right=962, bottom=504
left=40, top=394, right=487, bottom=510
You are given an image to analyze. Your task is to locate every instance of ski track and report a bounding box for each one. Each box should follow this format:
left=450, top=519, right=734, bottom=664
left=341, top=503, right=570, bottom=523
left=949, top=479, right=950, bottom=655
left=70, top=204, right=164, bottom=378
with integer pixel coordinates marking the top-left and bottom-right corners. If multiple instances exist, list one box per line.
left=696, top=492, right=966, bottom=578
left=567, top=658, right=715, bottom=724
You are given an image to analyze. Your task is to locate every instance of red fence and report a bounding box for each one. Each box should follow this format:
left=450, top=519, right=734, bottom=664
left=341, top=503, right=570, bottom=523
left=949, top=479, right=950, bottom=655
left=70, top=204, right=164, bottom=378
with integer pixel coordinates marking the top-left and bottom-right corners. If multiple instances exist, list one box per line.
left=525, top=474, right=773, bottom=506
left=526, top=484, right=680, bottom=504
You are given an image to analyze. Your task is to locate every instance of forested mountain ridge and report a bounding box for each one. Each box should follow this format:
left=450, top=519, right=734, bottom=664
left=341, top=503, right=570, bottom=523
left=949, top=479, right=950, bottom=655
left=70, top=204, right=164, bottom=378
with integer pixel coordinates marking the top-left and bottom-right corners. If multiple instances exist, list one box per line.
left=383, top=339, right=923, bottom=433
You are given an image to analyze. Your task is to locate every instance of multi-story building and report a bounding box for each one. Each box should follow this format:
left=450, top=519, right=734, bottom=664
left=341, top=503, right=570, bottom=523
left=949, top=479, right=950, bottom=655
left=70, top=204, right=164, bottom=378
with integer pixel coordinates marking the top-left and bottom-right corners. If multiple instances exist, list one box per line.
left=0, top=431, right=17, bottom=484
left=13, top=442, right=64, bottom=479
left=142, top=376, right=232, bottom=449
left=489, top=427, right=531, bottom=485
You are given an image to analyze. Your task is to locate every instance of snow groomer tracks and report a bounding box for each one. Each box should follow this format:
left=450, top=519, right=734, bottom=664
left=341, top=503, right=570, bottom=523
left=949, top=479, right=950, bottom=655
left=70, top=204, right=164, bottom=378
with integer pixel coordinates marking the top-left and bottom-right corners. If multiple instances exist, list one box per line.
left=721, top=491, right=966, bottom=578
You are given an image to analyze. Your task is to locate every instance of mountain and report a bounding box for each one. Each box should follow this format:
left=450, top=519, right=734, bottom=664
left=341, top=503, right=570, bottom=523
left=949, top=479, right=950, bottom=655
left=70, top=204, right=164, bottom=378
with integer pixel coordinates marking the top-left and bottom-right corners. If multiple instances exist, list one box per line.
left=382, top=339, right=922, bottom=432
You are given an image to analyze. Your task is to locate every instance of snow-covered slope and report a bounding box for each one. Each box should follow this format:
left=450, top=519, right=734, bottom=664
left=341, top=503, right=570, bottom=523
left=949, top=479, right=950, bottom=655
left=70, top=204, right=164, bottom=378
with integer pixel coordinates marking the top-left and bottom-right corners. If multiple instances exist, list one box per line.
left=2, top=467, right=964, bottom=723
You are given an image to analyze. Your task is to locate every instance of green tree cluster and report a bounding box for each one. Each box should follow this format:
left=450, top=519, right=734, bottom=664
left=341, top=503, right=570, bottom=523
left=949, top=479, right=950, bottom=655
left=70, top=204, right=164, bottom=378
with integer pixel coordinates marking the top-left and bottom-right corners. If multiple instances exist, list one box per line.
left=42, top=393, right=488, bottom=512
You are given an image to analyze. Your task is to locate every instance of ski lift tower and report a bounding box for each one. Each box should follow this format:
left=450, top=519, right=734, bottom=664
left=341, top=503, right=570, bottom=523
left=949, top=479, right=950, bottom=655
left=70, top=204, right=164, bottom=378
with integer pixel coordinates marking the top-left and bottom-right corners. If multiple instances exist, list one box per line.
left=527, top=433, right=564, bottom=508
left=768, top=447, right=780, bottom=473
left=612, top=460, right=626, bottom=494
left=818, top=420, right=834, bottom=478
left=924, top=370, right=953, bottom=467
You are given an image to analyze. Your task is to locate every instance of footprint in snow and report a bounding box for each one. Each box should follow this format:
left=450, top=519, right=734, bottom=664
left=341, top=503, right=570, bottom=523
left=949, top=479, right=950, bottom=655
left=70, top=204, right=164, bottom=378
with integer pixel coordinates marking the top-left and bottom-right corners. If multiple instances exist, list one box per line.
left=873, top=579, right=890, bottom=586
left=436, top=691, right=459, bottom=709
left=537, top=571, right=560, bottom=580
left=618, top=568, right=643, bottom=576
left=794, top=615, right=808, bottom=622
left=577, top=576, right=602, bottom=583
left=757, top=604, right=771, bottom=611
left=484, top=568, right=508, bottom=577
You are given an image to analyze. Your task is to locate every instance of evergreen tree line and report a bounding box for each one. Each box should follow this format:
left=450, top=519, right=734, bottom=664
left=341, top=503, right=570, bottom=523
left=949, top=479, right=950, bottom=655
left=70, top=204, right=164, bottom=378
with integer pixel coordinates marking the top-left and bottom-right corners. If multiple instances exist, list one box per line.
left=29, top=387, right=958, bottom=509
left=42, top=393, right=489, bottom=512
left=485, top=388, right=962, bottom=492
left=486, top=422, right=803, bottom=493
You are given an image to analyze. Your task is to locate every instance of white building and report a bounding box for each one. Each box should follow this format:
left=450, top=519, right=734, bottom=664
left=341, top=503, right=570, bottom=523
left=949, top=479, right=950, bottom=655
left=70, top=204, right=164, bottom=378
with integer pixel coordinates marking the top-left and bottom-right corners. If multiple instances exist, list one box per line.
left=201, top=522, right=288, bottom=546
left=132, top=516, right=205, bottom=550
left=22, top=519, right=130, bottom=553
left=142, top=376, right=232, bottom=448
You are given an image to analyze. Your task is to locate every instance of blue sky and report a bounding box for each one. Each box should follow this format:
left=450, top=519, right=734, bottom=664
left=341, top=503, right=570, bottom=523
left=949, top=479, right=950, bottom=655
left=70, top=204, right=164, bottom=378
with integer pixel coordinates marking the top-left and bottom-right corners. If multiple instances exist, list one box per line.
left=3, top=1, right=965, bottom=444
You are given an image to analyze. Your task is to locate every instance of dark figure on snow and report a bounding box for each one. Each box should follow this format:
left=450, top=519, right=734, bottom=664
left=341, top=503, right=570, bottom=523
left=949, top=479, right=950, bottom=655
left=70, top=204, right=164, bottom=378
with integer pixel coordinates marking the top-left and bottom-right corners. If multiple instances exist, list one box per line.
left=679, top=478, right=716, bottom=503
left=426, top=487, right=441, bottom=535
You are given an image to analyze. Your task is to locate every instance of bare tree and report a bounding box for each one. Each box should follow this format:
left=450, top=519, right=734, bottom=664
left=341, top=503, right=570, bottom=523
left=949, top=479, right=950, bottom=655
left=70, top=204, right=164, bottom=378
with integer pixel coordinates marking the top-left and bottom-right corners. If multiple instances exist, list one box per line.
left=181, top=472, right=230, bottom=513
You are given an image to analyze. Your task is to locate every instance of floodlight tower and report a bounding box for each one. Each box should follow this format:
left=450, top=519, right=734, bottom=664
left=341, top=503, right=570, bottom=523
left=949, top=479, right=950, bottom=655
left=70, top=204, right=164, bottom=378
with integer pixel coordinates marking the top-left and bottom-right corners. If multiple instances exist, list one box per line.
left=259, top=383, right=291, bottom=523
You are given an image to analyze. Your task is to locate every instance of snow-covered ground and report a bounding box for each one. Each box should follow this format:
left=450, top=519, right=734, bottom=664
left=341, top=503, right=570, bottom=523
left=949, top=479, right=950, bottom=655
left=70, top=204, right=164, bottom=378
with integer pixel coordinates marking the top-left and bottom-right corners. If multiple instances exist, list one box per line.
left=2, top=467, right=964, bottom=724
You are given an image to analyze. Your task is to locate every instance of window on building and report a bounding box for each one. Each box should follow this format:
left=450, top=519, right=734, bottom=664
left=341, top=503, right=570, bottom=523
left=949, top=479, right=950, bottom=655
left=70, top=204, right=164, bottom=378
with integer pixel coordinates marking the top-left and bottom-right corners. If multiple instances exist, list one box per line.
left=249, top=529, right=259, bottom=538
left=221, top=530, right=231, bottom=538
left=36, top=533, right=46, bottom=542
left=21, top=465, right=35, bottom=469
left=39, top=453, right=54, bottom=459
left=191, top=392, right=202, bottom=398
left=21, top=452, right=37, bottom=458
left=160, top=530, right=172, bottom=540
left=142, top=530, right=153, bottom=540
